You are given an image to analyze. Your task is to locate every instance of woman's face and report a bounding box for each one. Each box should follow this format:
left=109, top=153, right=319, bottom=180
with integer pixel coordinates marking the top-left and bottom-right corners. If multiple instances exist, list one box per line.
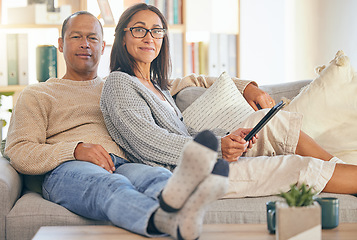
left=123, top=10, right=164, bottom=66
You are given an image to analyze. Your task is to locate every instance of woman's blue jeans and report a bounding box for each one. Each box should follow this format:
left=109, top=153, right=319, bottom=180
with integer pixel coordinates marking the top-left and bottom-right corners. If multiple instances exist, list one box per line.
left=42, top=154, right=172, bottom=236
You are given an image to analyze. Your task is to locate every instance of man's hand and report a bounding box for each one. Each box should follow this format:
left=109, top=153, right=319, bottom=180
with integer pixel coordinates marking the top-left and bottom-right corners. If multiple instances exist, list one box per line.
left=221, top=128, right=257, bottom=162
left=243, top=83, right=276, bottom=110
left=74, top=143, right=115, bottom=173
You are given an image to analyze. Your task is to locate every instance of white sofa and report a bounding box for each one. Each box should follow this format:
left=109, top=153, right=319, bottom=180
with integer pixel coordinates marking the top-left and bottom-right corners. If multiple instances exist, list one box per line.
left=1, top=80, right=356, bottom=240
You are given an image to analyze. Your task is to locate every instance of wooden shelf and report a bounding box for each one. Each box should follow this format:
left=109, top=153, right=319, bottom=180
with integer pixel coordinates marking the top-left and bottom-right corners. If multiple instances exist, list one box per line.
left=0, top=24, right=61, bottom=29
left=0, top=85, right=26, bottom=93
left=0, top=23, right=117, bottom=29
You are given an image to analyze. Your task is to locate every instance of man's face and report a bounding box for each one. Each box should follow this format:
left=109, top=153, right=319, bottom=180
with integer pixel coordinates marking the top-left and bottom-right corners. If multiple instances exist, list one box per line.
left=58, top=14, right=105, bottom=78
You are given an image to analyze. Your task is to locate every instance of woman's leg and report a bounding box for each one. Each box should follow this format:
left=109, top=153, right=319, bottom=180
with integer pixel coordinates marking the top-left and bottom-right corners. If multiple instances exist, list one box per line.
left=241, top=110, right=335, bottom=162
left=323, top=163, right=357, bottom=194
left=225, top=154, right=336, bottom=198
left=295, top=131, right=334, bottom=161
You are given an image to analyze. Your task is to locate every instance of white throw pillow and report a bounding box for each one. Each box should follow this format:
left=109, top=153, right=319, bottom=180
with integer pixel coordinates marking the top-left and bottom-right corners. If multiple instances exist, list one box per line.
left=182, top=72, right=254, bottom=132
left=285, top=50, right=357, bottom=165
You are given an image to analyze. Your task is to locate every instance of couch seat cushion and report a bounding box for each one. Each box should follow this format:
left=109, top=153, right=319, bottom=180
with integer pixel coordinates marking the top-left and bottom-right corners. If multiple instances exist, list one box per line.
left=204, top=193, right=357, bottom=224
left=6, top=192, right=110, bottom=240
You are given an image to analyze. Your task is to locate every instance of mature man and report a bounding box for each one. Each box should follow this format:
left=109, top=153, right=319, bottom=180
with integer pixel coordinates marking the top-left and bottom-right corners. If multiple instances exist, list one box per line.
left=5, top=11, right=229, bottom=239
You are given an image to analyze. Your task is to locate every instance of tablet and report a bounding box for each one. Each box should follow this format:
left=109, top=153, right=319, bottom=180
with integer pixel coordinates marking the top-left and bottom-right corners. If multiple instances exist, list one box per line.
left=244, top=100, right=286, bottom=141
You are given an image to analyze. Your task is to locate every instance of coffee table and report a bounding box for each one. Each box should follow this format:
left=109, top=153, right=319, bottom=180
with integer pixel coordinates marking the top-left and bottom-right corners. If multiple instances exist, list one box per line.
left=32, top=223, right=357, bottom=240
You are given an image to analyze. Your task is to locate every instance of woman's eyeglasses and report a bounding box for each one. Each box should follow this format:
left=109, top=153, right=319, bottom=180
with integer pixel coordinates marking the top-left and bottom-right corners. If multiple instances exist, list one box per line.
left=124, top=27, right=166, bottom=39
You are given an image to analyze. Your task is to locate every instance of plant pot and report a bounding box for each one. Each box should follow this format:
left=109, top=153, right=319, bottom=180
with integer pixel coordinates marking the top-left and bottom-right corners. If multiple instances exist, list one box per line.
left=276, top=201, right=321, bottom=240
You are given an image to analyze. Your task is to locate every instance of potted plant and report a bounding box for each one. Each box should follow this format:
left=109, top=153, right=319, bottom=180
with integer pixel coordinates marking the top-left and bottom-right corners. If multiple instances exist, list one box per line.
left=276, top=184, right=321, bottom=240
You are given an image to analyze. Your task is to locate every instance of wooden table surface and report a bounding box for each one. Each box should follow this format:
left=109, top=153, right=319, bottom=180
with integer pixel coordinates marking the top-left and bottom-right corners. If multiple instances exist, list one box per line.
left=33, top=223, right=357, bottom=240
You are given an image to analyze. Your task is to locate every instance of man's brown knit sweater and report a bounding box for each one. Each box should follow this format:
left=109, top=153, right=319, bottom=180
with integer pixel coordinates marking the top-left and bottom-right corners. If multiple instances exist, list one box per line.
left=5, top=77, right=125, bottom=175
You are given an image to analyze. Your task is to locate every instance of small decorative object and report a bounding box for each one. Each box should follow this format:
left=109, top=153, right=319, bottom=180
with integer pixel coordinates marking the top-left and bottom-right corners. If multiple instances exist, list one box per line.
left=276, top=184, right=321, bottom=240
left=36, top=45, right=57, bottom=82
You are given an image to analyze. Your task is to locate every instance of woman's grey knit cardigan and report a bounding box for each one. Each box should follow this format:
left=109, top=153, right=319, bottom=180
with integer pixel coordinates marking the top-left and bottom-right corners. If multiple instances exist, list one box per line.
left=100, top=71, right=226, bottom=171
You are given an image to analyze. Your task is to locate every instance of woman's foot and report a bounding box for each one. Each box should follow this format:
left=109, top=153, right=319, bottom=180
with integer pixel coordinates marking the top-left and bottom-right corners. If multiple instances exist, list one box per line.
left=159, top=130, right=219, bottom=212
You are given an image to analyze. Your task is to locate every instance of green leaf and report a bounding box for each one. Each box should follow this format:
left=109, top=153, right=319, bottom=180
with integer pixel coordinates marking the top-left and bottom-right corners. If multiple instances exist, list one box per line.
left=278, top=183, right=316, bottom=207
left=1, top=119, right=6, bottom=127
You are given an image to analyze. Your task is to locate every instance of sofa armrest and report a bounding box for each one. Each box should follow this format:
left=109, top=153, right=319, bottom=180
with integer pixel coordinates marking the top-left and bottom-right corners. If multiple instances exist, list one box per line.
left=259, top=80, right=312, bottom=103
left=0, top=156, right=22, bottom=239
left=174, top=80, right=312, bottom=112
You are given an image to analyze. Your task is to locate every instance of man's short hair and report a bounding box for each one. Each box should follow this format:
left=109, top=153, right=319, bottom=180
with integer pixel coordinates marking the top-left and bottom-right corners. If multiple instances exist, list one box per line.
left=61, top=11, right=104, bottom=38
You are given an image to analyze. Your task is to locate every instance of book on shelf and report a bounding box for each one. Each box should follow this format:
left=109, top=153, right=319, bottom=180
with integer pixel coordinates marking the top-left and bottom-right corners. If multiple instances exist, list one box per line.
left=198, top=41, right=208, bottom=75
left=166, top=0, right=174, bottom=25
left=186, top=42, right=199, bottom=75
left=142, top=0, right=182, bottom=25
left=186, top=41, right=211, bottom=76
left=173, top=0, right=180, bottom=24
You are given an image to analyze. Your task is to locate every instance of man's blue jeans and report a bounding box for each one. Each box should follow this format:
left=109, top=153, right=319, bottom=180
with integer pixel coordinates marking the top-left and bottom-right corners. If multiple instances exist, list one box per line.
left=42, top=154, right=172, bottom=236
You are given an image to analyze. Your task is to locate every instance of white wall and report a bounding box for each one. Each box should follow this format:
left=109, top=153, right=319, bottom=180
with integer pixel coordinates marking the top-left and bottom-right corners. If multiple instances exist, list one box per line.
left=240, top=0, right=357, bottom=85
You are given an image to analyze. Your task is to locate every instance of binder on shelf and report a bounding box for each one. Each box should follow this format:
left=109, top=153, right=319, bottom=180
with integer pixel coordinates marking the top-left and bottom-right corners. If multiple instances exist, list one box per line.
left=208, top=33, right=219, bottom=77
left=6, top=34, right=19, bottom=86
left=227, top=34, right=237, bottom=77
left=17, top=34, right=29, bottom=86
left=218, top=34, right=229, bottom=74
left=208, top=33, right=237, bottom=77
left=0, top=33, right=8, bottom=86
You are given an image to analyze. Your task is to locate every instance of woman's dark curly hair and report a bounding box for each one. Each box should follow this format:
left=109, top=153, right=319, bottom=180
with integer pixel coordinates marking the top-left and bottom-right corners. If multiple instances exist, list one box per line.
left=110, top=3, right=171, bottom=90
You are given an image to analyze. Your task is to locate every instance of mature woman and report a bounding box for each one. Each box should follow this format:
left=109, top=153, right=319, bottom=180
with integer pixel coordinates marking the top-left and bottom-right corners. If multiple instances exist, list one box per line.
left=101, top=3, right=357, bottom=197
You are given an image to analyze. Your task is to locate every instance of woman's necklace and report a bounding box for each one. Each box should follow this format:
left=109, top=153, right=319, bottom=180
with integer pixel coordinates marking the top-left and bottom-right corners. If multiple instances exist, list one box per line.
left=142, top=77, right=151, bottom=82
left=139, top=72, right=151, bottom=83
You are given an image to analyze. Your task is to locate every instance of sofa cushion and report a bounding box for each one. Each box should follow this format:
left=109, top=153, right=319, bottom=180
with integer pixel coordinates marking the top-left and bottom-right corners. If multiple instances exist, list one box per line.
left=180, top=72, right=254, bottom=132
left=6, top=192, right=110, bottom=240
left=175, top=86, right=206, bottom=112
left=285, top=50, right=357, bottom=165
left=204, top=193, right=357, bottom=224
